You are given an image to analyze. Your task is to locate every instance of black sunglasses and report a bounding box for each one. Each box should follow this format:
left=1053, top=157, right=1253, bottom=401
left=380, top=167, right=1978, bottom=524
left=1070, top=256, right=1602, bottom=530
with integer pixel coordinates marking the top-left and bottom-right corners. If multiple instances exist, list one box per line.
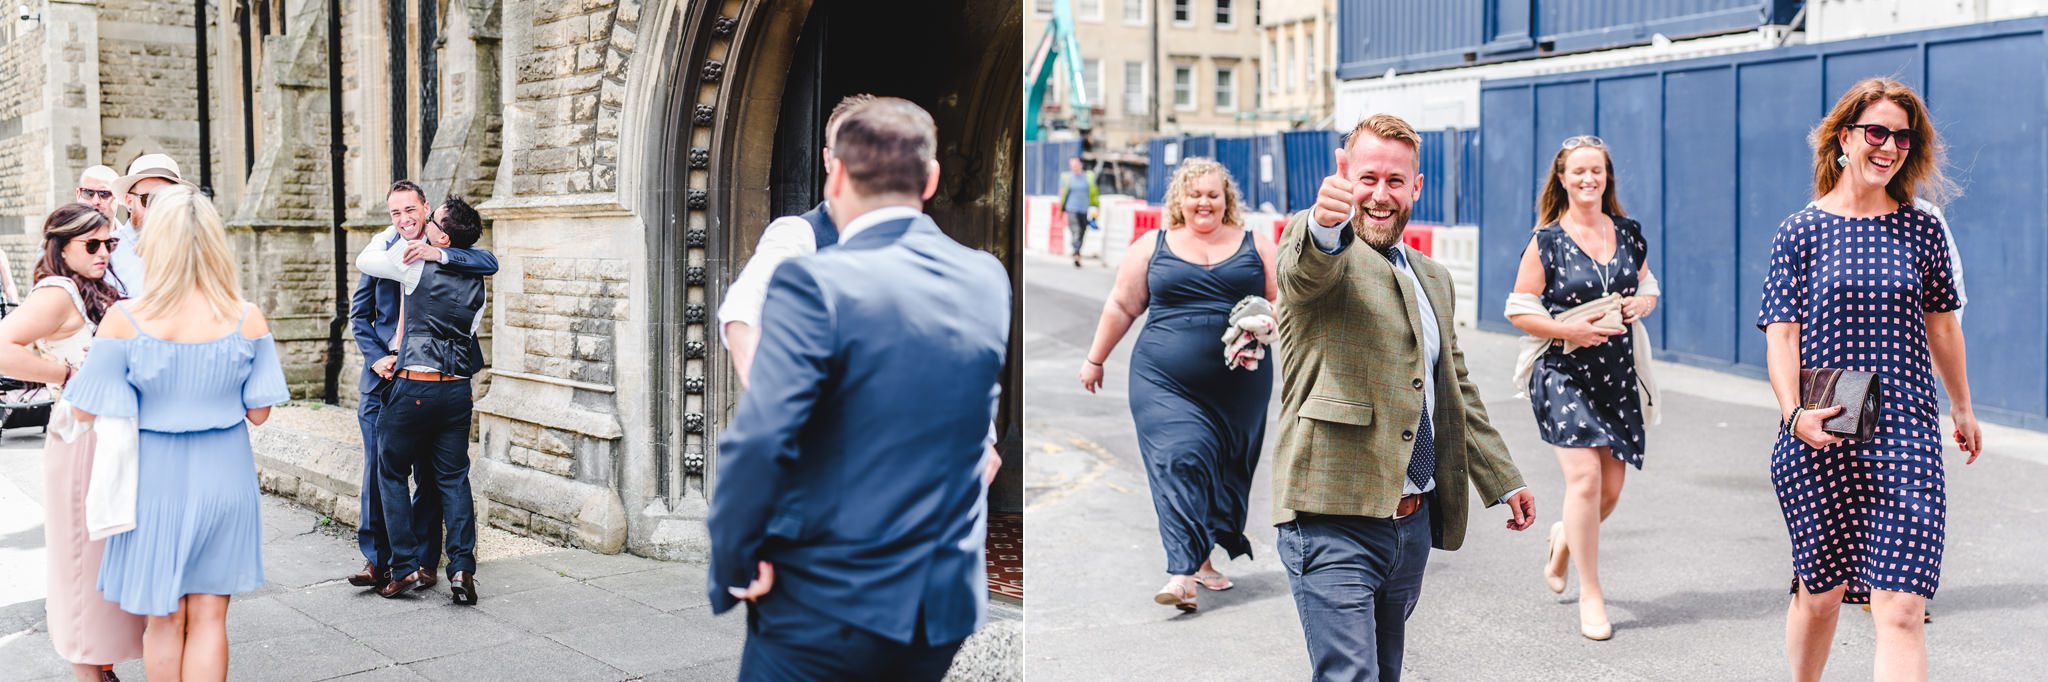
left=1846, top=123, right=1916, bottom=151
left=79, top=238, right=119, bottom=255
left=77, top=188, right=113, bottom=201
left=128, top=190, right=157, bottom=208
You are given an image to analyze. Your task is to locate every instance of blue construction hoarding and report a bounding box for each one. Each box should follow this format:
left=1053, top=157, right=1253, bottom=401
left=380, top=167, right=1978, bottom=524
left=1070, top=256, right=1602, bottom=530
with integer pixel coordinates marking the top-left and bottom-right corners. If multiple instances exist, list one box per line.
left=1023, top=139, right=1082, bottom=196
left=1337, top=0, right=1802, bottom=78
left=1478, top=17, right=2048, bottom=427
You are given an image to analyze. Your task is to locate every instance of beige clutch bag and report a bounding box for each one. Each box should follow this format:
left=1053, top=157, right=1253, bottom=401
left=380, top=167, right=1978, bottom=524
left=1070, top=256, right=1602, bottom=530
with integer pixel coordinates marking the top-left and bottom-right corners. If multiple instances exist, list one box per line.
left=1556, top=293, right=1625, bottom=354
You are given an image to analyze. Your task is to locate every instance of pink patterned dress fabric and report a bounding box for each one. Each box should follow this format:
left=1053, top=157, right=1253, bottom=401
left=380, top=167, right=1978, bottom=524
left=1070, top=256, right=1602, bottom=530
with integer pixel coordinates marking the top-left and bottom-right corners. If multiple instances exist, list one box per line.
left=1757, top=204, right=1960, bottom=604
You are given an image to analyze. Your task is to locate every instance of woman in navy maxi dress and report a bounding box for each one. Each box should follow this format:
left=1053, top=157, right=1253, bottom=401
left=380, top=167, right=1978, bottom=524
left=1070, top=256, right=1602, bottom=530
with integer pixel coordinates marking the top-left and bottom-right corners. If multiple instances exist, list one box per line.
left=1079, top=158, right=1277, bottom=611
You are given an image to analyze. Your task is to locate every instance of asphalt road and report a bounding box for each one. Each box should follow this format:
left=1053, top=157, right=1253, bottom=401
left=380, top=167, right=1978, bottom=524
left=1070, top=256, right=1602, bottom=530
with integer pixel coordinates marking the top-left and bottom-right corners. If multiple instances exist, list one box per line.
left=1022, top=252, right=2048, bottom=681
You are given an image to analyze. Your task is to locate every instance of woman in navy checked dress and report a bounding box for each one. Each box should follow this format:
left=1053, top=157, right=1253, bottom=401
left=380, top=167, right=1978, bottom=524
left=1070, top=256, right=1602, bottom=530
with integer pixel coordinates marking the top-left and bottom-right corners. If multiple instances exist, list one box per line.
left=1759, top=78, right=1980, bottom=682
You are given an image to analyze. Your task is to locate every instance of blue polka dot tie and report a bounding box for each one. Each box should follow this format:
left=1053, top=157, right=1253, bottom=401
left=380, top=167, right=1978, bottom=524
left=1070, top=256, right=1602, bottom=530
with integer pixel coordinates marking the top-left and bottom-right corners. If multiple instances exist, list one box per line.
left=1380, top=244, right=1438, bottom=490
left=1407, top=404, right=1436, bottom=491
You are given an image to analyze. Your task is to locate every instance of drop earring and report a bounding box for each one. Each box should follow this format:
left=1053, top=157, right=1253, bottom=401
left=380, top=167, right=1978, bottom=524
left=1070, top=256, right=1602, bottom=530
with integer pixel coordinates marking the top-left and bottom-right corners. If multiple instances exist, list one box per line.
left=1837, top=153, right=1849, bottom=168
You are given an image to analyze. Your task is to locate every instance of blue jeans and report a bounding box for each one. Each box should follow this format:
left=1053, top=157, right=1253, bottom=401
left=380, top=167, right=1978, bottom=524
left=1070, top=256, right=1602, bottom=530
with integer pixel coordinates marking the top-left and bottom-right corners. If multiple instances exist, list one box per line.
left=1279, top=499, right=1434, bottom=682
left=357, top=385, right=441, bottom=572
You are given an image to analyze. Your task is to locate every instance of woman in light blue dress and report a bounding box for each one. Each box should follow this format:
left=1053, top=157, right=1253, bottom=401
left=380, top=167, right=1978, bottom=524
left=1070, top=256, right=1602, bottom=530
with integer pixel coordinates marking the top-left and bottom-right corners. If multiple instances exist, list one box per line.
left=66, top=187, right=288, bottom=681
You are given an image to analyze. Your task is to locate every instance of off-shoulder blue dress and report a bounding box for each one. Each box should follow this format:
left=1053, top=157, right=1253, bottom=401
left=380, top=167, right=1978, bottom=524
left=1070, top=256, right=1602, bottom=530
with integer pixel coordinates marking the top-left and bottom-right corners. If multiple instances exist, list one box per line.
left=65, top=304, right=290, bottom=616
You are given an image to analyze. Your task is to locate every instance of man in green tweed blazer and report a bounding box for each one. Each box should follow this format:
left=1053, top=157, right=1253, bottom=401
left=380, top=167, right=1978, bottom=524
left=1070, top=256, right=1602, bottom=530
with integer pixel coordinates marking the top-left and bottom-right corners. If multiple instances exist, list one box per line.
left=1274, top=113, right=1536, bottom=682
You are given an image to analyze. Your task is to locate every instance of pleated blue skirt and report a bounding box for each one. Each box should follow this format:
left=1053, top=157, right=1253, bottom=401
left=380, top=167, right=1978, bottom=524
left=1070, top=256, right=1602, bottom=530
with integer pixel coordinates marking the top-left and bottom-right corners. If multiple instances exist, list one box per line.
left=97, top=423, right=266, bottom=616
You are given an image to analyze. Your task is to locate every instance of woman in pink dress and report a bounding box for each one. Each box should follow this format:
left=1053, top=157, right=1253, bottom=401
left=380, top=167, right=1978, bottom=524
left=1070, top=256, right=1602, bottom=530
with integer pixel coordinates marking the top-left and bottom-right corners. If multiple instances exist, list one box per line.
left=0, top=203, right=142, bottom=681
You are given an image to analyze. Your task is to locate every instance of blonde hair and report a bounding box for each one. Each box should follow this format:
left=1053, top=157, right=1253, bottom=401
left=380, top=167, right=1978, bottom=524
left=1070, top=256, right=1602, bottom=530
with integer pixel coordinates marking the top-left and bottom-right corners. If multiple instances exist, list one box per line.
left=1811, top=78, right=1955, bottom=206
left=133, top=187, right=246, bottom=321
left=1344, top=113, right=1423, bottom=156
left=1163, top=157, right=1243, bottom=229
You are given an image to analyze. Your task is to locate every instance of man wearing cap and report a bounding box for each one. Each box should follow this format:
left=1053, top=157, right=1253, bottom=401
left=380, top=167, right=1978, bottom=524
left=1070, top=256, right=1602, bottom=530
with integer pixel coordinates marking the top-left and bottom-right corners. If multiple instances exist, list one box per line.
left=76, top=165, right=121, bottom=216
left=107, top=154, right=198, bottom=298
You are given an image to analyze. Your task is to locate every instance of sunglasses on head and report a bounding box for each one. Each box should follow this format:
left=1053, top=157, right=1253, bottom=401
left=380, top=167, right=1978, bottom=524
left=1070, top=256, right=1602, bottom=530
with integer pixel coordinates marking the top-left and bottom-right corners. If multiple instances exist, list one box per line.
left=1561, top=135, right=1606, bottom=150
left=1846, top=123, right=1915, bottom=151
left=77, top=188, right=113, bottom=201
left=79, top=238, right=119, bottom=255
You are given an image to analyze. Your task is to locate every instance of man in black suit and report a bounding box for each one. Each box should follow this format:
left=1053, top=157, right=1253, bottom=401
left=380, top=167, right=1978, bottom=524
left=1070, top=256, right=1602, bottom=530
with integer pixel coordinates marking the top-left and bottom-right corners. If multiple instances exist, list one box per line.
left=372, top=197, right=492, bottom=605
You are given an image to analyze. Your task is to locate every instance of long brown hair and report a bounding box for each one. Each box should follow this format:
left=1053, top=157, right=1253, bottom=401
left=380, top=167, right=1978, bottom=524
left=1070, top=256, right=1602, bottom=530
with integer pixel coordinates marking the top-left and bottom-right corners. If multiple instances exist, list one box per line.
left=1811, top=78, right=1954, bottom=205
left=1536, top=137, right=1627, bottom=230
left=1163, top=157, right=1243, bottom=229
left=35, top=203, right=125, bottom=324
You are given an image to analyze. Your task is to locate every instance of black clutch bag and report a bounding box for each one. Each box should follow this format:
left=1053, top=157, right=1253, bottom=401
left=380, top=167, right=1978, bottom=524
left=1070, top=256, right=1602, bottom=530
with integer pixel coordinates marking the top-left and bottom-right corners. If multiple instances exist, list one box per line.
left=1798, top=368, right=1881, bottom=440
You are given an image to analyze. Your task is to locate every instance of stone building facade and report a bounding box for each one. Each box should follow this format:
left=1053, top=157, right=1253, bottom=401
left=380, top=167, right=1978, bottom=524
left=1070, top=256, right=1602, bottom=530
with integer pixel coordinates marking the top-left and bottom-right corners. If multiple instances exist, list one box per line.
left=0, top=0, right=1022, bottom=562
left=1025, top=0, right=1277, bottom=155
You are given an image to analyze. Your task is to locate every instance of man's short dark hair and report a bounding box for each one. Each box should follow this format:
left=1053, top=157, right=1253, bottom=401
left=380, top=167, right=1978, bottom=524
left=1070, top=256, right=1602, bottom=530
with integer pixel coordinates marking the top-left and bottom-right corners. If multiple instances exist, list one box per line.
left=832, top=98, right=937, bottom=198
left=439, top=196, right=483, bottom=249
left=388, top=180, right=430, bottom=206
left=824, top=93, right=879, bottom=146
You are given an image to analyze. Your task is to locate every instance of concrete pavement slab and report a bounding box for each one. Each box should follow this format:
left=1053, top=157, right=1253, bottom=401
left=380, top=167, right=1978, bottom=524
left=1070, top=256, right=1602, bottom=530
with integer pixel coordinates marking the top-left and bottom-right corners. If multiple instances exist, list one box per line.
left=546, top=611, right=742, bottom=676
left=523, top=548, right=670, bottom=581
left=227, top=628, right=395, bottom=682
left=585, top=563, right=707, bottom=613
left=402, top=635, right=623, bottom=682
left=225, top=594, right=329, bottom=645
left=470, top=581, right=663, bottom=635
left=643, top=655, right=742, bottom=681
left=328, top=602, right=527, bottom=664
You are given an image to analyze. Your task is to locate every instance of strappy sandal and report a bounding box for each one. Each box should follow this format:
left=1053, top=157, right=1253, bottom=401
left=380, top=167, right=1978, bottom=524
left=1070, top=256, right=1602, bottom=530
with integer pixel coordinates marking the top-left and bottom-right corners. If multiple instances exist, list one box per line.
left=1193, top=569, right=1233, bottom=591
left=1544, top=521, right=1568, bottom=594
left=1154, top=581, right=1197, bottom=612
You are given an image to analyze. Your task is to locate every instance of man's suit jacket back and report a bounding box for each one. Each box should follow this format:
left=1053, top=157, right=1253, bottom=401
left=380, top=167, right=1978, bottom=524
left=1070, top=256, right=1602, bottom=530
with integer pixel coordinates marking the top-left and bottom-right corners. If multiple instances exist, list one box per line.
left=1272, top=210, right=1523, bottom=551
left=708, top=214, right=1010, bottom=647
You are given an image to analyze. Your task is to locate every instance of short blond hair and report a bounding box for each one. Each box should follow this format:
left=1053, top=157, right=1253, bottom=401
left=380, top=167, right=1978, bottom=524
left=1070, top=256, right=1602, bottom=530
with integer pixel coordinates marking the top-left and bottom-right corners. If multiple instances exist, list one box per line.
left=1344, top=113, right=1422, bottom=160
left=1163, top=157, right=1243, bottom=229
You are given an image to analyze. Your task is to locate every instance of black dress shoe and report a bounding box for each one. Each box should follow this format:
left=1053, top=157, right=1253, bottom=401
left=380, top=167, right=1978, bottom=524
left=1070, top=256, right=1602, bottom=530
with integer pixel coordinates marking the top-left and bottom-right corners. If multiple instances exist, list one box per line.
left=449, top=571, right=478, bottom=606
left=416, top=574, right=439, bottom=591
left=346, top=562, right=386, bottom=588
left=377, top=570, right=426, bottom=598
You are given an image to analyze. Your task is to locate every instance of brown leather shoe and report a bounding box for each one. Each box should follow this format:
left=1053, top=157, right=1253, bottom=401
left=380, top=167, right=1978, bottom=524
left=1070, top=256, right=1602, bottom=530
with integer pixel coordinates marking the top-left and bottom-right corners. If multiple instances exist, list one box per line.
left=415, top=573, right=439, bottom=591
left=449, top=571, right=477, bottom=606
left=377, top=570, right=425, bottom=598
left=347, top=562, right=386, bottom=588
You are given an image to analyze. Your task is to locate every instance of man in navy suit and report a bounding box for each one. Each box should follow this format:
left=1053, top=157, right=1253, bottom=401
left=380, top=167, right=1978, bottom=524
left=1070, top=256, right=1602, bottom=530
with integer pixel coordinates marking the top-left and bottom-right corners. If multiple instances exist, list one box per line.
left=344, top=181, right=499, bottom=591
left=708, top=98, right=1011, bottom=680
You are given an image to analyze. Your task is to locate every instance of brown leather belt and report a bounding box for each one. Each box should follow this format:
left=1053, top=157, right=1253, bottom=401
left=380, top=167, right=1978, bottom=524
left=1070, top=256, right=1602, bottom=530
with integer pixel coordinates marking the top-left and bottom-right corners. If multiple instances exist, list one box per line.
left=1393, top=493, right=1424, bottom=519
left=397, top=369, right=464, bottom=382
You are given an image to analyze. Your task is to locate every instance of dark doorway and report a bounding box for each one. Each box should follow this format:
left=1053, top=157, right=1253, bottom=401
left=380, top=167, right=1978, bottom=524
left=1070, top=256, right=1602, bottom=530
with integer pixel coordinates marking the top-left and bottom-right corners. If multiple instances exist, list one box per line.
left=762, top=0, right=1024, bottom=512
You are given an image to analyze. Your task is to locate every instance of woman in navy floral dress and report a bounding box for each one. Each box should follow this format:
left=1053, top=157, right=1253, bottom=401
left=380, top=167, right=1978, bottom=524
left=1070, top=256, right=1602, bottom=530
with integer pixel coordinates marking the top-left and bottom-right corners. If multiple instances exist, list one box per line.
left=1759, top=78, right=1980, bottom=682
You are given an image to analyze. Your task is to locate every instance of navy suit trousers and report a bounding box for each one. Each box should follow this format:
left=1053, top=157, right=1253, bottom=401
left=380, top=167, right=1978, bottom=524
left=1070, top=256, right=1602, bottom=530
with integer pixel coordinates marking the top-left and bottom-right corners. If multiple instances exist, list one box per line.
left=357, top=384, right=441, bottom=572
left=377, top=379, right=476, bottom=577
left=738, top=595, right=964, bottom=681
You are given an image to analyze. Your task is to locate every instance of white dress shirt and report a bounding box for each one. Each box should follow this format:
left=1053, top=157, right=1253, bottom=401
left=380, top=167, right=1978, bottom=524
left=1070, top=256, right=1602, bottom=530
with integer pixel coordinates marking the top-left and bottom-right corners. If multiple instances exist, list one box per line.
left=1311, top=211, right=1526, bottom=505
left=717, top=210, right=825, bottom=348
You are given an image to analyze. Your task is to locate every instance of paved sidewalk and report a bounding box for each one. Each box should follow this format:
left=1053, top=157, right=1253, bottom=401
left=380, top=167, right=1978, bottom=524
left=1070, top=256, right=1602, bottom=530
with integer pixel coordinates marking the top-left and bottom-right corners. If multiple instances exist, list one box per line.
left=1023, top=252, right=2048, bottom=680
left=0, top=438, right=1021, bottom=681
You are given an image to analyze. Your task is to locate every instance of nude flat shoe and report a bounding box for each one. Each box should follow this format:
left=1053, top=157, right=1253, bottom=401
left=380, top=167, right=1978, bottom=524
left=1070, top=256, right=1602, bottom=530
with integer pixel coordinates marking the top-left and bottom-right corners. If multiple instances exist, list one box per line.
left=1154, top=580, right=1197, bottom=612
